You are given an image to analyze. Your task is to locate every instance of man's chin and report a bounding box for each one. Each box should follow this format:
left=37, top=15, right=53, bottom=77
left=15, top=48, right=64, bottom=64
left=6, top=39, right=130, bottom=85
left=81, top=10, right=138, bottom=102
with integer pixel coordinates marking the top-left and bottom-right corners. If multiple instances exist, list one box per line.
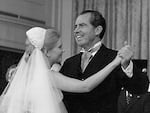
left=56, top=59, right=62, bottom=64
left=76, top=42, right=86, bottom=47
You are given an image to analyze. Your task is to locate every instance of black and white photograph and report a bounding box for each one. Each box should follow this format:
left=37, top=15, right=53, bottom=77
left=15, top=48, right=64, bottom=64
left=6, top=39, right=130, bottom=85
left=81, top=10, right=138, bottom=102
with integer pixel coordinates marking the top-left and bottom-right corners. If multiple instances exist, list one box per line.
left=0, top=0, right=149, bottom=113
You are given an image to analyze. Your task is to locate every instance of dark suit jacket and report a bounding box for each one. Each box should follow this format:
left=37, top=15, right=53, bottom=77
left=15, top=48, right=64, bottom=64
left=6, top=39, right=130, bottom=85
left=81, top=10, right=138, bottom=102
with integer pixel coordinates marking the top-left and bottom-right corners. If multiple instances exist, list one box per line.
left=60, top=44, right=149, bottom=113
left=118, top=89, right=150, bottom=113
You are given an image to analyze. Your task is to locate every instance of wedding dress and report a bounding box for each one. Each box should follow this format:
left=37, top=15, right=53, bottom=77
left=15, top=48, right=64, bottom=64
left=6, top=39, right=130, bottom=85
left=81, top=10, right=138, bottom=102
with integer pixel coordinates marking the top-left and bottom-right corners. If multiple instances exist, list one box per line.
left=0, top=27, right=67, bottom=113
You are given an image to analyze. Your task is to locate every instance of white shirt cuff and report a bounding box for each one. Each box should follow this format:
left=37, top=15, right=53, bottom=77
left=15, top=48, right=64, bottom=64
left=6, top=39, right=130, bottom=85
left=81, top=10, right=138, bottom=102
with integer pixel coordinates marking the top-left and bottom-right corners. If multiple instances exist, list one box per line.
left=121, top=61, right=133, bottom=78
left=148, top=84, right=150, bottom=92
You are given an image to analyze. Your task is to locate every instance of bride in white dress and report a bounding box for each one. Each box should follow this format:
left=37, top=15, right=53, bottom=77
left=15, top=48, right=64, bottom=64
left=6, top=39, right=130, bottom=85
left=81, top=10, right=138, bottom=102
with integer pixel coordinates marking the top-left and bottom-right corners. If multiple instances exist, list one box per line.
left=0, top=27, right=122, bottom=113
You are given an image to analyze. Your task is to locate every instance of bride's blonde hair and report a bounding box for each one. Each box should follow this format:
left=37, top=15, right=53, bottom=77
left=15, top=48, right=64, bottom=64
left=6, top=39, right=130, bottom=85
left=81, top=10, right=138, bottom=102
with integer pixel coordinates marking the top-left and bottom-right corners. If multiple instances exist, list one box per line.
left=43, top=28, right=60, bottom=51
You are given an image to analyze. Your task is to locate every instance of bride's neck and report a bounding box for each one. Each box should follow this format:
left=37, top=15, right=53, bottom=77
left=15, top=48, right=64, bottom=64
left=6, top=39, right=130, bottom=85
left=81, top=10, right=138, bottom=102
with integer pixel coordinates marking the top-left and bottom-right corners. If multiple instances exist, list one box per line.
left=43, top=54, right=53, bottom=69
left=46, top=60, right=53, bottom=69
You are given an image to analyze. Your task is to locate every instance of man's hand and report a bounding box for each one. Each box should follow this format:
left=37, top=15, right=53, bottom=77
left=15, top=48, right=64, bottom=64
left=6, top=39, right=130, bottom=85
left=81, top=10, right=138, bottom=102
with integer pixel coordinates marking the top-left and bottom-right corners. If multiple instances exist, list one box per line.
left=6, top=65, right=17, bottom=82
left=51, top=63, right=61, bottom=72
left=118, top=44, right=133, bottom=69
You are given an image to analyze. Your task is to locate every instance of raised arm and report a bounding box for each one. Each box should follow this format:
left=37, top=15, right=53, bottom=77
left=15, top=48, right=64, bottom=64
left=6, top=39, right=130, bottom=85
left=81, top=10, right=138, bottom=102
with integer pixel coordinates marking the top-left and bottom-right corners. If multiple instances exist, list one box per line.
left=54, top=55, right=121, bottom=93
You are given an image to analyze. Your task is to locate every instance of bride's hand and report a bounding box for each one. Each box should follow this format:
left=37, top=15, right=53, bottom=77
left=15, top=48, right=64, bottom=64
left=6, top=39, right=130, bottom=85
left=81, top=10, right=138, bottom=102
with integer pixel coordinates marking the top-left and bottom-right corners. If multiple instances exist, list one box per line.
left=118, top=45, right=133, bottom=69
left=112, top=54, right=122, bottom=66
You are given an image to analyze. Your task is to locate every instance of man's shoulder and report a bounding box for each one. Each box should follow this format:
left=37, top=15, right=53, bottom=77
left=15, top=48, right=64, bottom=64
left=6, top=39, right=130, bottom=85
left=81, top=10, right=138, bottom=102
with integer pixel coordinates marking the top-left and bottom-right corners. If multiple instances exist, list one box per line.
left=64, top=53, right=81, bottom=63
left=60, top=53, right=81, bottom=73
left=98, top=44, right=117, bottom=55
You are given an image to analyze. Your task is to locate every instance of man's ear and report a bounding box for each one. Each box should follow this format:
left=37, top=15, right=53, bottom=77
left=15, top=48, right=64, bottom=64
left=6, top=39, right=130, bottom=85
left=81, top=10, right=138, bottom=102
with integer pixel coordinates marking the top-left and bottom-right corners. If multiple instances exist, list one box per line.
left=95, top=25, right=102, bottom=36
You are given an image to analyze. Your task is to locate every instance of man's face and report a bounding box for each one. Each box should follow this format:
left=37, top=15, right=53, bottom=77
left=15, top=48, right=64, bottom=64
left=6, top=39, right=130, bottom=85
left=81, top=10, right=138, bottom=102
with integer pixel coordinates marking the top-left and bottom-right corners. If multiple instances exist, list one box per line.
left=74, top=13, right=98, bottom=50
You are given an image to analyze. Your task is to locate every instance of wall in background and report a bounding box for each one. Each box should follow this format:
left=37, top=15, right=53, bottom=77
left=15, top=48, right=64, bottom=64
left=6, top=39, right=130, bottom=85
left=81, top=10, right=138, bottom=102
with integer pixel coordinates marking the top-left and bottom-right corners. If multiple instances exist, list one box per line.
left=45, top=0, right=73, bottom=62
left=0, top=0, right=73, bottom=62
left=0, top=0, right=45, bottom=21
left=0, top=0, right=46, bottom=50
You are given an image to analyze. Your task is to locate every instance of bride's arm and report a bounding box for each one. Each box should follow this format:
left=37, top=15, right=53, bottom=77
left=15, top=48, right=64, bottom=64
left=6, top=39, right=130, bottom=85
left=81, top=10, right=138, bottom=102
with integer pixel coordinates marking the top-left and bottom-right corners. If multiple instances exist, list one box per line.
left=54, top=55, right=121, bottom=93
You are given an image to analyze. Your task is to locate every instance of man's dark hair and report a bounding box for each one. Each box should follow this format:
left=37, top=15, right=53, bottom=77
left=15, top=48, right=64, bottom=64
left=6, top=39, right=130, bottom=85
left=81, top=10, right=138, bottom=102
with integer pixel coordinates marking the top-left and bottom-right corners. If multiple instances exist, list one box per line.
left=80, top=10, right=106, bottom=39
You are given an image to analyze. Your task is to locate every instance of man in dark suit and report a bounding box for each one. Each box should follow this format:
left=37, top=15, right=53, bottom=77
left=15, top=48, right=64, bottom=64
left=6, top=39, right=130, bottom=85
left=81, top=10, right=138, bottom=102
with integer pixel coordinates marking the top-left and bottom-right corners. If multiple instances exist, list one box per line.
left=118, top=86, right=150, bottom=113
left=60, top=10, right=149, bottom=113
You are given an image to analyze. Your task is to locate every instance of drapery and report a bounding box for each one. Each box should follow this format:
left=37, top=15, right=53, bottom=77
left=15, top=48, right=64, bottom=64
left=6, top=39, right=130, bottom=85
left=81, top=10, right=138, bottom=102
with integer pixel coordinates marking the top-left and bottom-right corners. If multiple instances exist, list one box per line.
left=72, top=0, right=150, bottom=80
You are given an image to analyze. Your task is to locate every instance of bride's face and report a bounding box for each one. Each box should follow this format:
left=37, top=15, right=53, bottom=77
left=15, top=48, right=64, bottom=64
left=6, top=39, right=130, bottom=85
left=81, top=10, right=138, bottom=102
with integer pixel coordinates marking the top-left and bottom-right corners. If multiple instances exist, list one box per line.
left=46, top=39, right=63, bottom=64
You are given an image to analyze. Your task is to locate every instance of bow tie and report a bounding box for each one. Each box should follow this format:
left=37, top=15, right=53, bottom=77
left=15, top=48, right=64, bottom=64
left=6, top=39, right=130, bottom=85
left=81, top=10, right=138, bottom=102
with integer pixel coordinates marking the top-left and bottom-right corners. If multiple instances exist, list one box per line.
left=80, top=44, right=101, bottom=55
left=80, top=44, right=101, bottom=72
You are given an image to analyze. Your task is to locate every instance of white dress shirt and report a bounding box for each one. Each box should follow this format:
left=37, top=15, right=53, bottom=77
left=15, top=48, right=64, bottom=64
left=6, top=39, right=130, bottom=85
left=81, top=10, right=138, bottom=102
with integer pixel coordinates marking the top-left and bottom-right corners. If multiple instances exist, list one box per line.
left=81, top=41, right=133, bottom=78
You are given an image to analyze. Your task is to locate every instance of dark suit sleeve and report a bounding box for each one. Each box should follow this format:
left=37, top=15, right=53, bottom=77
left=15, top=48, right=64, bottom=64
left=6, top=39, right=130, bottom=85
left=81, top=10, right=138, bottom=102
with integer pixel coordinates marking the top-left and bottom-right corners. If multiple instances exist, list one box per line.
left=118, top=62, right=149, bottom=95
left=144, top=92, right=150, bottom=113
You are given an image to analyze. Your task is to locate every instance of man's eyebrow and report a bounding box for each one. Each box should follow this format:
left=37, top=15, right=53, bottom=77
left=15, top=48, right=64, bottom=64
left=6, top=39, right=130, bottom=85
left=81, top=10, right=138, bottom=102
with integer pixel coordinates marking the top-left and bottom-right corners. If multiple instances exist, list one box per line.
left=75, top=23, right=87, bottom=27
left=79, top=23, right=87, bottom=26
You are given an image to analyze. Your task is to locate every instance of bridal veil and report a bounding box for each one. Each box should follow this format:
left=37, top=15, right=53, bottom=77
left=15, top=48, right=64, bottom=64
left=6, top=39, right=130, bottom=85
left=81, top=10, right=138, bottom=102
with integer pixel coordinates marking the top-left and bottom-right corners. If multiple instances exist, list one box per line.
left=0, top=27, right=67, bottom=113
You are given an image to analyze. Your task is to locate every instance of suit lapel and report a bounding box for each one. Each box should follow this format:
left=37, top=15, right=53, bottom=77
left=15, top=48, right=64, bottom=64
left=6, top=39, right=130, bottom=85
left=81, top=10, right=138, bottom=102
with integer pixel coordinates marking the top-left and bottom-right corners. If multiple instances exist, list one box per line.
left=83, top=44, right=109, bottom=75
left=76, top=53, right=83, bottom=74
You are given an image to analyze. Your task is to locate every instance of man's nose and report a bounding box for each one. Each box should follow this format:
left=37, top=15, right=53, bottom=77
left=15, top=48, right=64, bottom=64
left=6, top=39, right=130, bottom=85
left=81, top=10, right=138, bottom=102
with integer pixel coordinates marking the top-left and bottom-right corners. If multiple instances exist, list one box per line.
left=61, top=49, right=65, bottom=53
left=74, top=26, right=80, bottom=33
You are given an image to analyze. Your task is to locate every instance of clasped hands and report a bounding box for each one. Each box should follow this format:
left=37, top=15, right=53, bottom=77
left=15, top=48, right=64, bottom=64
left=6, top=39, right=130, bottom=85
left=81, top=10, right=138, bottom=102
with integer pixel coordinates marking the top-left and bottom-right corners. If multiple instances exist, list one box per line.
left=115, top=42, right=134, bottom=69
